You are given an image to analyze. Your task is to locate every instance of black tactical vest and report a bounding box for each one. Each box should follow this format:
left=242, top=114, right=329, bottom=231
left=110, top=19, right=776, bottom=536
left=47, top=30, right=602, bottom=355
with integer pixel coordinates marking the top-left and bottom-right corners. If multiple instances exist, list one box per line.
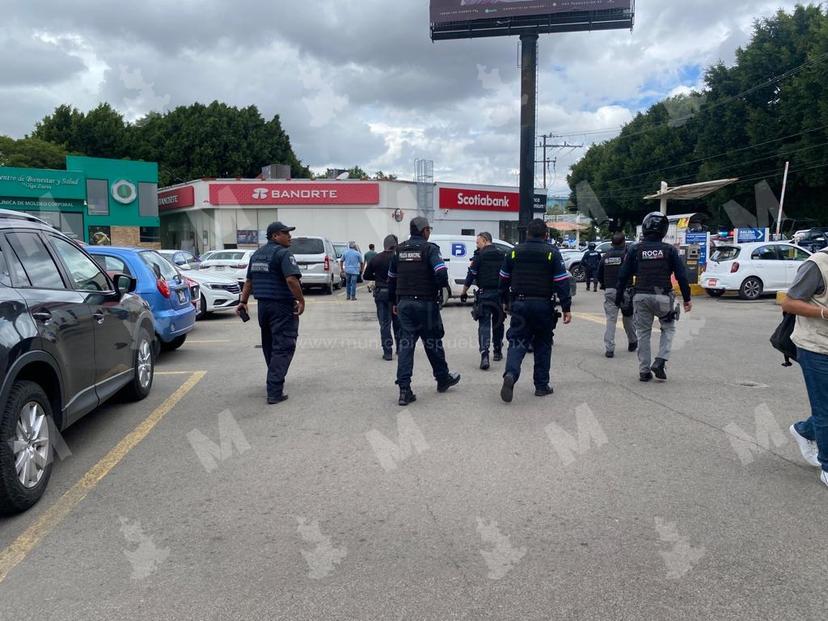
left=250, top=243, right=293, bottom=301
left=510, top=242, right=555, bottom=299
left=396, top=238, right=436, bottom=297
left=634, top=241, right=673, bottom=294
left=477, top=245, right=504, bottom=289
left=601, top=247, right=626, bottom=289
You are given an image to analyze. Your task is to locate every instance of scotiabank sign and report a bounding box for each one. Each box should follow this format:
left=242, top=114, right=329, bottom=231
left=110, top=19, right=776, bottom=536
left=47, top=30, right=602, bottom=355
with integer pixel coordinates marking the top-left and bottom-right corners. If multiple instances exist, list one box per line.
left=439, top=187, right=519, bottom=213
left=158, top=186, right=195, bottom=211
left=209, top=182, right=380, bottom=206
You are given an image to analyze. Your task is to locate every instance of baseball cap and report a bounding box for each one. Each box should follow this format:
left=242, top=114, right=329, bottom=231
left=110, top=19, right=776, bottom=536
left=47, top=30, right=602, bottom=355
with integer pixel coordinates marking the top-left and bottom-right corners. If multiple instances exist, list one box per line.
left=410, top=217, right=431, bottom=233
left=266, top=221, right=296, bottom=237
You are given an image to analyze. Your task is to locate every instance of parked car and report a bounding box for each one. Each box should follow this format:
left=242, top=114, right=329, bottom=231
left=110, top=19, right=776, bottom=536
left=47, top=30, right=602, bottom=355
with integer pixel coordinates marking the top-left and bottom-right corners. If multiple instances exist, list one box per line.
left=87, top=247, right=197, bottom=350
left=199, top=249, right=255, bottom=288
left=332, top=242, right=347, bottom=288
left=158, top=249, right=201, bottom=270
left=699, top=242, right=812, bottom=300
left=157, top=252, right=240, bottom=318
left=795, top=227, right=828, bottom=253
left=0, top=210, right=156, bottom=514
left=291, top=236, right=340, bottom=294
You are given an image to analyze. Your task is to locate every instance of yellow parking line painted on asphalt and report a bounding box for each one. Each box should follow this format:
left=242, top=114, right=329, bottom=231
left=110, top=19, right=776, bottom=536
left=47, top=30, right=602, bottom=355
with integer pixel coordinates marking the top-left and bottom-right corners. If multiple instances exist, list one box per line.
left=186, top=340, right=230, bottom=344
left=0, top=371, right=206, bottom=584
left=572, top=312, right=606, bottom=325
left=155, top=371, right=202, bottom=376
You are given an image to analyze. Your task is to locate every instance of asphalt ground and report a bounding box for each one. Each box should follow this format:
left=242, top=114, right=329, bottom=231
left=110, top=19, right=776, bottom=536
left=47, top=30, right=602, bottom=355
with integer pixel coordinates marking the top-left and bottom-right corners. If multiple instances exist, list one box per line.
left=0, top=283, right=825, bottom=620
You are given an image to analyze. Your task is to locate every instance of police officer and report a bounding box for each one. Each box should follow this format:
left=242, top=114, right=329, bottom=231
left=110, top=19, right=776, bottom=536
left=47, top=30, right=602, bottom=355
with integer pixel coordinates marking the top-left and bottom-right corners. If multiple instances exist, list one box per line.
left=388, top=217, right=461, bottom=406
left=237, top=221, right=305, bottom=404
left=598, top=232, right=637, bottom=358
left=460, top=232, right=505, bottom=370
left=499, top=219, right=572, bottom=403
left=615, top=212, right=692, bottom=382
left=363, top=234, right=401, bottom=361
left=582, top=242, right=602, bottom=292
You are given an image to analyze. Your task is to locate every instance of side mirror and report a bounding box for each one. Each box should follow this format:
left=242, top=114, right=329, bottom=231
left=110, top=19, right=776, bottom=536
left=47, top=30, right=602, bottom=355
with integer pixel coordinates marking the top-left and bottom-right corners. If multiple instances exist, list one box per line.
left=175, top=259, right=186, bottom=266
left=113, top=274, right=137, bottom=296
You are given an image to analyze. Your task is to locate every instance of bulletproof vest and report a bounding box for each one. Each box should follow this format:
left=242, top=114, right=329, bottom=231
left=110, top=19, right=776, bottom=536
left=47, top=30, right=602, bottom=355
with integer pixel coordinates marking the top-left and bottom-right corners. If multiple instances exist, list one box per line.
left=601, top=247, right=626, bottom=289
left=249, top=243, right=293, bottom=301
left=395, top=238, right=436, bottom=297
left=477, top=245, right=504, bottom=289
left=634, top=241, right=673, bottom=294
left=584, top=251, right=602, bottom=268
left=371, top=251, right=394, bottom=288
left=509, top=242, right=555, bottom=299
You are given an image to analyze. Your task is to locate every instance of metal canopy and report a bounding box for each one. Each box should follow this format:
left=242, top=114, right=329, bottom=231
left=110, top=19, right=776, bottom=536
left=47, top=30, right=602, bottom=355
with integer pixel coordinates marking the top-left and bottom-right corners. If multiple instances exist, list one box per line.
left=644, top=178, right=738, bottom=201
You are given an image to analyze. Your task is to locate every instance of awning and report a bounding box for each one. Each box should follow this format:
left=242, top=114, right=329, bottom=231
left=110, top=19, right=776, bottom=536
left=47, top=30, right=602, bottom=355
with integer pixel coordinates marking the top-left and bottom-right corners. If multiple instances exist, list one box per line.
left=547, top=221, right=589, bottom=232
left=644, top=179, right=738, bottom=201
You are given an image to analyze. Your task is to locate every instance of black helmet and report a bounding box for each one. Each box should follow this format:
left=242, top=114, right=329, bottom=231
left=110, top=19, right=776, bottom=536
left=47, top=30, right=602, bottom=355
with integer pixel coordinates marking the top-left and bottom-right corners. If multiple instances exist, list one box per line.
left=642, top=212, right=669, bottom=240
left=588, top=242, right=596, bottom=250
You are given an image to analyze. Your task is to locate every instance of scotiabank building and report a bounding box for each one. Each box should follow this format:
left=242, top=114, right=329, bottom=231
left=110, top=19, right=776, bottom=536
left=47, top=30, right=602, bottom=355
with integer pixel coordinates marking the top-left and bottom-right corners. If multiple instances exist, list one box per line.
left=158, top=178, right=539, bottom=254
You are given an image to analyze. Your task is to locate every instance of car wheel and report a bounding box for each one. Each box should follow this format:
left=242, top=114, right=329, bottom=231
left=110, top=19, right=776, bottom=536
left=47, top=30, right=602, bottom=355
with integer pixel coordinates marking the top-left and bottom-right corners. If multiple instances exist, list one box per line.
left=570, top=263, right=586, bottom=282
left=705, top=288, right=726, bottom=298
left=438, top=287, right=448, bottom=307
left=325, top=278, right=334, bottom=295
left=121, top=329, right=154, bottom=401
left=196, top=294, right=208, bottom=320
left=738, top=277, right=764, bottom=300
left=0, top=381, right=54, bottom=515
left=161, top=335, right=187, bottom=352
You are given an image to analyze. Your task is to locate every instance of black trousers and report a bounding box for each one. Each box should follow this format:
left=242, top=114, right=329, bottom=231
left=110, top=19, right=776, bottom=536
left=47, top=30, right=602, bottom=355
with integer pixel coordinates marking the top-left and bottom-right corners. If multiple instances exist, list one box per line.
left=505, top=299, right=554, bottom=388
left=476, top=290, right=504, bottom=354
left=375, top=291, right=401, bottom=355
left=258, top=300, right=299, bottom=399
left=396, top=299, right=450, bottom=389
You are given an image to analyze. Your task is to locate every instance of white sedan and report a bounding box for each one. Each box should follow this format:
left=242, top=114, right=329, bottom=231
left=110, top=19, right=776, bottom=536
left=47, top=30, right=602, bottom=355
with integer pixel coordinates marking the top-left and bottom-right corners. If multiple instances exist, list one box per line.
left=157, top=251, right=241, bottom=318
left=699, top=242, right=812, bottom=300
left=199, top=250, right=255, bottom=288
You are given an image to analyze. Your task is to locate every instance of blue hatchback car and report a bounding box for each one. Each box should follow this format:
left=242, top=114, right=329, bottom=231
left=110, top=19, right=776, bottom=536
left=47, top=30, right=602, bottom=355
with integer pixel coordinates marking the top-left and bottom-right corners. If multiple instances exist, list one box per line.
left=87, top=247, right=197, bottom=351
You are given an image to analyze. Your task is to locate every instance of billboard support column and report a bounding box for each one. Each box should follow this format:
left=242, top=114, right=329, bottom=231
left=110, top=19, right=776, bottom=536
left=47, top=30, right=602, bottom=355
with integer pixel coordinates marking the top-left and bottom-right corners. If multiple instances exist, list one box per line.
left=519, top=33, right=538, bottom=242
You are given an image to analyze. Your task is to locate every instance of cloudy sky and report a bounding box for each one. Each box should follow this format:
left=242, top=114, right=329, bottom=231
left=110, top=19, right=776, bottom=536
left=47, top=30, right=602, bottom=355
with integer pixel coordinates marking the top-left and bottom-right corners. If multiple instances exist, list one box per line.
left=0, top=0, right=805, bottom=195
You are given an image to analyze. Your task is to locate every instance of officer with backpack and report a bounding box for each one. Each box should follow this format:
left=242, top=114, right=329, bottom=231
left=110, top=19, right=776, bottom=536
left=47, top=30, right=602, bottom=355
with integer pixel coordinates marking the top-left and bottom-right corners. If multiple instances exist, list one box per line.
left=615, top=212, right=692, bottom=382
left=597, top=233, right=637, bottom=358
left=387, top=217, right=461, bottom=405
left=460, top=232, right=505, bottom=370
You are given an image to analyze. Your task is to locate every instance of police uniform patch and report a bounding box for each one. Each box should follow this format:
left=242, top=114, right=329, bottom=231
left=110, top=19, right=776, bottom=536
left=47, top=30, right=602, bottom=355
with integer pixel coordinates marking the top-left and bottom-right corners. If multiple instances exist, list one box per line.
left=641, top=250, right=665, bottom=260
left=605, top=257, right=623, bottom=266
left=399, top=251, right=423, bottom=262
left=251, top=261, right=270, bottom=272
left=289, top=256, right=298, bottom=266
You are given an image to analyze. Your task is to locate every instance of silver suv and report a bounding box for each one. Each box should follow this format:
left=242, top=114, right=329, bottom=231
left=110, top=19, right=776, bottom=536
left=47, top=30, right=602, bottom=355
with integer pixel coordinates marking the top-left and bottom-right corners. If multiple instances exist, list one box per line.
left=291, top=237, right=340, bottom=294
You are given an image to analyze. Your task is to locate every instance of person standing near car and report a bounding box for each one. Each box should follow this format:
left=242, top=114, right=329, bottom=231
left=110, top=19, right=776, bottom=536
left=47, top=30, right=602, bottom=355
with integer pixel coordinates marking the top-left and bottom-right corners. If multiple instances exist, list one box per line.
left=782, top=248, right=828, bottom=490
left=460, top=232, right=505, bottom=370
left=388, top=217, right=461, bottom=406
left=582, top=242, right=602, bottom=292
left=615, top=212, right=692, bottom=382
left=341, top=242, right=363, bottom=301
left=364, top=235, right=401, bottom=361
left=598, top=233, right=637, bottom=358
left=236, top=221, right=305, bottom=405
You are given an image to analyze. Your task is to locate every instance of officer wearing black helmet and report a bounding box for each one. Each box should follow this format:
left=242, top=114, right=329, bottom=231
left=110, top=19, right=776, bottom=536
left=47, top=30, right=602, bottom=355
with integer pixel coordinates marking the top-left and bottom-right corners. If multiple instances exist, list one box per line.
left=387, top=217, right=461, bottom=406
left=499, top=219, right=572, bottom=403
left=582, top=242, right=602, bottom=292
left=598, top=232, right=637, bottom=358
left=460, top=232, right=505, bottom=370
left=363, top=234, right=401, bottom=361
left=615, top=212, right=692, bottom=382
left=237, top=221, right=305, bottom=404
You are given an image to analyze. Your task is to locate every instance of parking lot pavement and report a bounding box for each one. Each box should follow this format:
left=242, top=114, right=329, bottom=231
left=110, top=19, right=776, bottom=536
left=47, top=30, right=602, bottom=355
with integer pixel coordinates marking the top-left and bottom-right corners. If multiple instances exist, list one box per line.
left=1, top=284, right=825, bottom=620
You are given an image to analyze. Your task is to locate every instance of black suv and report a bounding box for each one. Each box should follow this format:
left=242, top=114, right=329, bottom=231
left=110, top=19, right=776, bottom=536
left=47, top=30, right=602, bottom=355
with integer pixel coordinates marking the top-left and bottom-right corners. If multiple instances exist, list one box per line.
left=0, top=210, right=155, bottom=514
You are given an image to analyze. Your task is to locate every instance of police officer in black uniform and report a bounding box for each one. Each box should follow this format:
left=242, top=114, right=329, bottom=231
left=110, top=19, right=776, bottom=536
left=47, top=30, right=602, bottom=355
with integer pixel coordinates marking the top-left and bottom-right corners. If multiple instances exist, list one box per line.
left=499, top=219, right=572, bottom=403
left=363, top=234, right=401, bottom=361
left=597, top=232, right=637, bottom=358
left=460, top=232, right=505, bottom=370
left=388, top=217, right=461, bottom=406
left=237, top=221, right=305, bottom=404
left=615, top=212, right=692, bottom=382
left=582, top=242, right=602, bottom=292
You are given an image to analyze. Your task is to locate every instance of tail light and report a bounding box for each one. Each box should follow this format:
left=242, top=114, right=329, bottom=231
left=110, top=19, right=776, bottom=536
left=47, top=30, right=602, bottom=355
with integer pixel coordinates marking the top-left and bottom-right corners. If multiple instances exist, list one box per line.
left=157, top=279, right=170, bottom=298
left=324, top=255, right=330, bottom=272
left=730, top=262, right=740, bottom=273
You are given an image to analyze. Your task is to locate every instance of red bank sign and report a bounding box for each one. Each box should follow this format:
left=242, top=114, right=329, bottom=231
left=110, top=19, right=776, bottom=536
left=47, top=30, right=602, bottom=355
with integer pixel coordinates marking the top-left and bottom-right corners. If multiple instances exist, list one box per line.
left=158, top=186, right=195, bottom=211
left=209, top=182, right=380, bottom=206
left=439, top=187, right=519, bottom=213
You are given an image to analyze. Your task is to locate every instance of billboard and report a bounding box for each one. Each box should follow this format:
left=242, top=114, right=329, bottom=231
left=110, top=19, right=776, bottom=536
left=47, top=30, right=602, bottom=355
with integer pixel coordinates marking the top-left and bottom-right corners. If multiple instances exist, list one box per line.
left=430, top=0, right=634, bottom=39
left=209, top=182, right=380, bottom=206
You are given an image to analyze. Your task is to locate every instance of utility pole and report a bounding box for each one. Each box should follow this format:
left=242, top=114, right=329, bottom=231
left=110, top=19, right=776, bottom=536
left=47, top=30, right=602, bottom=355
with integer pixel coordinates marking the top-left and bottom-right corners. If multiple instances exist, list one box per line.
left=519, top=34, right=539, bottom=242
left=536, top=135, right=584, bottom=189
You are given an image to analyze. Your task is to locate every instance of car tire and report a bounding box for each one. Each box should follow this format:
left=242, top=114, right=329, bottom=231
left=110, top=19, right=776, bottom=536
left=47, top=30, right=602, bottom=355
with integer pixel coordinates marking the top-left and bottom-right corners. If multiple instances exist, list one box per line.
left=570, top=263, right=586, bottom=282
left=196, top=294, right=208, bottom=320
left=438, top=287, right=448, bottom=307
left=325, top=278, right=334, bottom=295
left=161, top=335, right=187, bottom=352
left=121, top=328, right=154, bottom=402
left=705, top=288, right=726, bottom=298
left=0, top=381, right=55, bottom=515
left=738, top=277, right=764, bottom=300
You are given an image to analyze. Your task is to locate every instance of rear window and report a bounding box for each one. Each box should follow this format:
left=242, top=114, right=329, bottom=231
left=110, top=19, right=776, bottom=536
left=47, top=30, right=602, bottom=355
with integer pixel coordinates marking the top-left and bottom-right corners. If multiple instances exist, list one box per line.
left=292, top=238, right=325, bottom=255
left=93, top=254, right=132, bottom=276
left=711, top=247, right=740, bottom=262
left=140, top=251, right=179, bottom=281
left=212, top=252, right=244, bottom=261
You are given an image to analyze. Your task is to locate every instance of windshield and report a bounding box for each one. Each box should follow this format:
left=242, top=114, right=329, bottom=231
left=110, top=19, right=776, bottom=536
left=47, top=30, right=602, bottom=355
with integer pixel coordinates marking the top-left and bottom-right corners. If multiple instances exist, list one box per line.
left=710, top=246, right=740, bottom=262
left=333, top=244, right=346, bottom=258
left=292, top=238, right=325, bottom=255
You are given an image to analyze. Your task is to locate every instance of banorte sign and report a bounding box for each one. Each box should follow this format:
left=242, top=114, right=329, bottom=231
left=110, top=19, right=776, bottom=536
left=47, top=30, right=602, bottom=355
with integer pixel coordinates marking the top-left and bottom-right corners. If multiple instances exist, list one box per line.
left=209, top=182, right=380, bottom=205
left=158, top=186, right=195, bottom=212
left=439, top=187, right=519, bottom=213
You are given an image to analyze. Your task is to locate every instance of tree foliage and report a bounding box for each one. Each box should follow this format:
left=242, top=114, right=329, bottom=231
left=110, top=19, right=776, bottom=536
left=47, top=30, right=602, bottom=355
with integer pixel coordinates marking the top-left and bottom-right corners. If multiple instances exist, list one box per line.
left=568, top=4, right=828, bottom=229
left=0, top=136, right=68, bottom=169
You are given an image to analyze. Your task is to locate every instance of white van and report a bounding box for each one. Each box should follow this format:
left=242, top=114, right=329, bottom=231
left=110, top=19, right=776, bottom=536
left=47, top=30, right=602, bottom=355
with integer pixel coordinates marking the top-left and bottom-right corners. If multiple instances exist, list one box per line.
left=428, top=234, right=514, bottom=303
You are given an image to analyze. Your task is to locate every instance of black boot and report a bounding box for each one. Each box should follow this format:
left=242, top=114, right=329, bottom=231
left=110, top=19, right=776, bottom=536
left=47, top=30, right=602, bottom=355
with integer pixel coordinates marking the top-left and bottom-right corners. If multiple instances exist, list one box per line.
left=493, top=349, right=503, bottom=362
left=480, top=353, right=490, bottom=370
left=651, top=358, right=667, bottom=381
left=437, top=372, right=461, bottom=393
left=628, top=341, right=638, bottom=352
left=500, top=373, right=516, bottom=403
left=398, top=387, right=417, bottom=406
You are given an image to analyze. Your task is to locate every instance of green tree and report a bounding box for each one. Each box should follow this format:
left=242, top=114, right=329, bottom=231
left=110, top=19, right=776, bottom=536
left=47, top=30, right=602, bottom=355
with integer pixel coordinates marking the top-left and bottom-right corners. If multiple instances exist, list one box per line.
left=0, top=136, right=67, bottom=169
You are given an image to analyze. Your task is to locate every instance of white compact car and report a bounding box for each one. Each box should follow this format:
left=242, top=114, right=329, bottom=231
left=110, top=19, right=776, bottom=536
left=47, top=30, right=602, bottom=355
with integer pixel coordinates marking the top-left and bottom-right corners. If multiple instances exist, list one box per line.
left=157, top=251, right=241, bottom=318
left=199, top=250, right=256, bottom=288
left=699, top=242, right=812, bottom=300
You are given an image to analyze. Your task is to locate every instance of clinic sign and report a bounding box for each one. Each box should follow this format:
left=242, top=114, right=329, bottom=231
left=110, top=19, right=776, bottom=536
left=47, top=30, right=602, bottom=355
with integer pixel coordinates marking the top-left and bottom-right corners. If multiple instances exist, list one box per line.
left=0, top=167, right=85, bottom=200
left=209, top=182, right=380, bottom=206
left=158, top=186, right=196, bottom=212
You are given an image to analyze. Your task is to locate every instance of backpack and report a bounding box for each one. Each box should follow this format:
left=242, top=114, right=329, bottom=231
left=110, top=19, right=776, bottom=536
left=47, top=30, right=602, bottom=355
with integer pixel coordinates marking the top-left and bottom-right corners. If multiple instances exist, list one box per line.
left=770, top=312, right=797, bottom=367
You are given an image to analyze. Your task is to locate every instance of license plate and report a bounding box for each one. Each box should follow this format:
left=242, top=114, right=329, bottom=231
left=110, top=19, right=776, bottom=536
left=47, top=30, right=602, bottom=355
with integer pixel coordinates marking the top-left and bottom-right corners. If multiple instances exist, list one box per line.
left=707, top=279, right=718, bottom=287
left=214, top=266, right=225, bottom=271
left=177, top=290, right=187, bottom=303
left=299, top=265, right=308, bottom=270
